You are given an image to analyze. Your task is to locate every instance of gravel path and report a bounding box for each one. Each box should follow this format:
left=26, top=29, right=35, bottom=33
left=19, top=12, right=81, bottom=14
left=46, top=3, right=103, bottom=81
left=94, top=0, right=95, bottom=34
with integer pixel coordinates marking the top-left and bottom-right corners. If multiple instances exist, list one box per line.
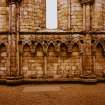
left=0, top=83, right=105, bottom=105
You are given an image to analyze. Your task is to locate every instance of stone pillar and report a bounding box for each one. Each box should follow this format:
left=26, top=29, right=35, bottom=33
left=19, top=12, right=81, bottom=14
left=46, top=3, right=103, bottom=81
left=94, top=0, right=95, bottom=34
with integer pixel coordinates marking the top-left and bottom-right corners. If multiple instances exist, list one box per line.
left=82, top=35, right=95, bottom=78
left=0, top=0, right=9, bottom=32
left=44, top=55, right=47, bottom=77
left=68, top=0, right=71, bottom=30
left=43, top=45, right=47, bottom=78
left=81, top=0, right=94, bottom=32
left=80, top=0, right=96, bottom=78
left=8, top=0, right=19, bottom=77
left=83, top=4, right=86, bottom=31
left=85, top=4, right=91, bottom=31
left=16, top=1, right=21, bottom=76
left=83, top=35, right=92, bottom=73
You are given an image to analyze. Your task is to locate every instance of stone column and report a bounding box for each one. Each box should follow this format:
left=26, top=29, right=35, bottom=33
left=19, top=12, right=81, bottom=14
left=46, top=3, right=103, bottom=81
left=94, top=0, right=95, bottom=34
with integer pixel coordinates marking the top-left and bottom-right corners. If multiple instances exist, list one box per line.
left=82, top=35, right=95, bottom=78
left=68, top=0, right=71, bottom=30
left=44, top=55, right=47, bottom=78
left=80, top=52, right=83, bottom=76
left=85, top=4, right=91, bottom=31
left=83, top=35, right=92, bottom=74
left=83, top=4, right=86, bottom=31
left=43, top=45, right=47, bottom=78
left=81, top=1, right=92, bottom=32
left=16, top=1, right=21, bottom=76
left=8, top=0, right=19, bottom=77
left=80, top=0, right=95, bottom=78
left=80, top=0, right=95, bottom=32
left=83, top=4, right=92, bottom=74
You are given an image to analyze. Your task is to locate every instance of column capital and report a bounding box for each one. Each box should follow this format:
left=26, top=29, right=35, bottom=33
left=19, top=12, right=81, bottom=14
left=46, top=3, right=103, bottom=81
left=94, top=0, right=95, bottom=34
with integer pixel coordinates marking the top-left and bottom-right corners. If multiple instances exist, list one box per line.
left=80, top=0, right=94, bottom=5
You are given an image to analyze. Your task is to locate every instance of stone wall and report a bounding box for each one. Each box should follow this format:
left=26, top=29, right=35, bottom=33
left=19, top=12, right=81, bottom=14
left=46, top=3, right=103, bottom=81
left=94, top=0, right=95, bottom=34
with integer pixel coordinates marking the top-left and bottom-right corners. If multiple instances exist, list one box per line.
left=58, top=0, right=69, bottom=30
left=0, top=0, right=8, bottom=32
left=71, top=0, right=83, bottom=32
left=0, top=0, right=105, bottom=81
left=103, top=0, right=105, bottom=30
left=18, top=34, right=105, bottom=79
left=20, top=0, right=46, bottom=32
left=92, top=0, right=103, bottom=31
left=19, top=34, right=83, bottom=79
left=58, top=0, right=82, bottom=31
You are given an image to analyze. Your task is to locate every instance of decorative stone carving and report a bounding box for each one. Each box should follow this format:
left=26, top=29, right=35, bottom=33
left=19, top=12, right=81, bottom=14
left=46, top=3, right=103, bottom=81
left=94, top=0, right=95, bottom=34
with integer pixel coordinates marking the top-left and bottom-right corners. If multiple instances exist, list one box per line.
left=80, top=0, right=94, bottom=4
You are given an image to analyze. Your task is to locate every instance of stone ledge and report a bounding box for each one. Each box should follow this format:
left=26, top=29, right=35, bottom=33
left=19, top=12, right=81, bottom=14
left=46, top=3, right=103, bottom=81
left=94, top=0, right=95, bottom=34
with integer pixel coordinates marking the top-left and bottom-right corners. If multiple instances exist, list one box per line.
left=6, top=76, right=23, bottom=80
left=0, top=78, right=105, bottom=85
left=81, top=79, right=98, bottom=83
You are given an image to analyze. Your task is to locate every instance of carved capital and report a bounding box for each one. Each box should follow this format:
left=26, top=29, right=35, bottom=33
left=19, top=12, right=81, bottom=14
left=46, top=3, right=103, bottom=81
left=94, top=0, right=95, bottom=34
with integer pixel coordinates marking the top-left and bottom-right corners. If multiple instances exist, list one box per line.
left=80, top=0, right=94, bottom=4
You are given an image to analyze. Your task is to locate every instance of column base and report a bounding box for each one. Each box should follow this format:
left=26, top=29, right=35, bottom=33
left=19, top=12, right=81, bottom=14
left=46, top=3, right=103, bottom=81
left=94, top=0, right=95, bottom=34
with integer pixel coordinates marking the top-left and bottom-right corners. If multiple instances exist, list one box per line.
left=6, top=76, right=23, bottom=85
left=80, top=74, right=96, bottom=79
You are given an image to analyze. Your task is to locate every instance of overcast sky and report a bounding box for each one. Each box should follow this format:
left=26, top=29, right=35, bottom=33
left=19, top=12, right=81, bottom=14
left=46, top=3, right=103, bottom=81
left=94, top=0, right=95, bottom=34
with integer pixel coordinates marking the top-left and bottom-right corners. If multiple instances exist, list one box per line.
left=46, top=0, right=57, bottom=29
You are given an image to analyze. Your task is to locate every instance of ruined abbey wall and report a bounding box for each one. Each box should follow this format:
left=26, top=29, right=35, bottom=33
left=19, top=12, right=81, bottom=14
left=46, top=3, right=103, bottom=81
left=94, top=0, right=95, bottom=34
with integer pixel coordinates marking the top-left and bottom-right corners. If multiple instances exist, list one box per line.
left=0, top=0, right=105, bottom=82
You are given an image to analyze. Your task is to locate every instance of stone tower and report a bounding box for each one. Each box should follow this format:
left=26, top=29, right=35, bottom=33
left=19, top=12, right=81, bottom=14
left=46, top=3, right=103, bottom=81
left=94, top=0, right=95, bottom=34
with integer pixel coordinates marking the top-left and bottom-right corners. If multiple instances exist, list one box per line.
left=0, top=0, right=105, bottom=83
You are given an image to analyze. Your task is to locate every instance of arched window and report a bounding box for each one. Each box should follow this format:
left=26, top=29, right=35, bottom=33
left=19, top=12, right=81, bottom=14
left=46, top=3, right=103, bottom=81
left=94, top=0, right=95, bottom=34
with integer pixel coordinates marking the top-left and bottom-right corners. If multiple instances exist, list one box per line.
left=46, top=0, right=57, bottom=29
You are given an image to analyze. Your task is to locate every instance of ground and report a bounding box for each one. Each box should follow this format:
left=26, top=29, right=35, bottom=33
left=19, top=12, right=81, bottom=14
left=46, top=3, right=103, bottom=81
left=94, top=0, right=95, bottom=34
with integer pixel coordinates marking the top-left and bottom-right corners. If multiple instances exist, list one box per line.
left=0, top=83, right=105, bottom=105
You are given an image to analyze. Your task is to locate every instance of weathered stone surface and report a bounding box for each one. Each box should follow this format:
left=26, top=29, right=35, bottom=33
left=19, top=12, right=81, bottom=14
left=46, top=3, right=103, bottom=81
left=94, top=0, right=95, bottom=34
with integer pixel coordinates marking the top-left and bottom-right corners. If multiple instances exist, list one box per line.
left=0, top=0, right=105, bottom=81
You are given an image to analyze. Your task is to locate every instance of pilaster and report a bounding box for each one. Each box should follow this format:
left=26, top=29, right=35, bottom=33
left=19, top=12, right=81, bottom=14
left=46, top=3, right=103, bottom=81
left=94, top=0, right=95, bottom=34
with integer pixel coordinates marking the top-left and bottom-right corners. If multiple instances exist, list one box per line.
left=79, top=0, right=95, bottom=78
left=8, top=0, right=21, bottom=77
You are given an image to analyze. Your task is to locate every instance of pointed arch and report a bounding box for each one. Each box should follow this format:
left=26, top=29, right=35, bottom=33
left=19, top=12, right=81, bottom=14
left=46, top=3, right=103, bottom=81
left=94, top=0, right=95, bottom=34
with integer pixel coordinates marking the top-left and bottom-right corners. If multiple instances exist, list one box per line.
left=95, top=41, right=105, bottom=51
left=35, top=42, right=44, bottom=57
left=72, top=43, right=80, bottom=52
left=22, top=43, right=32, bottom=78
left=0, top=43, right=7, bottom=51
left=60, top=42, right=68, bottom=57
left=72, top=42, right=81, bottom=56
left=70, top=42, right=81, bottom=77
left=47, top=42, right=56, bottom=54
left=23, top=43, right=31, bottom=52
left=59, top=42, right=70, bottom=78
left=47, top=42, right=58, bottom=78
left=71, top=38, right=83, bottom=54
left=33, top=42, right=44, bottom=78
left=60, top=43, right=68, bottom=50
left=34, top=42, right=44, bottom=55
left=96, top=43, right=104, bottom=56
left=93, top=40, right=105, bottom=55
left=94, top=41, right=105, bottom=77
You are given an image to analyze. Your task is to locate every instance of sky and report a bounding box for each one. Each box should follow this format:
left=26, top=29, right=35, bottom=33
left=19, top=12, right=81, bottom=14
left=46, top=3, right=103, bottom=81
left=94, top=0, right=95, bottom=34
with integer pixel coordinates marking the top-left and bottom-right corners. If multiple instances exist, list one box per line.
left=46, top=0, right=57, bottom=29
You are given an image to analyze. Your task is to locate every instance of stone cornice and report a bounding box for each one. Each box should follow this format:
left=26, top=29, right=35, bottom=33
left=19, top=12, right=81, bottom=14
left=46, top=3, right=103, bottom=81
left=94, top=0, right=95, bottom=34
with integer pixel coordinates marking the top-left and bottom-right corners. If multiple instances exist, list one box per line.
left=80, top=0, right=94, bottom=4
left=0, top=31, right=105, bottom=35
